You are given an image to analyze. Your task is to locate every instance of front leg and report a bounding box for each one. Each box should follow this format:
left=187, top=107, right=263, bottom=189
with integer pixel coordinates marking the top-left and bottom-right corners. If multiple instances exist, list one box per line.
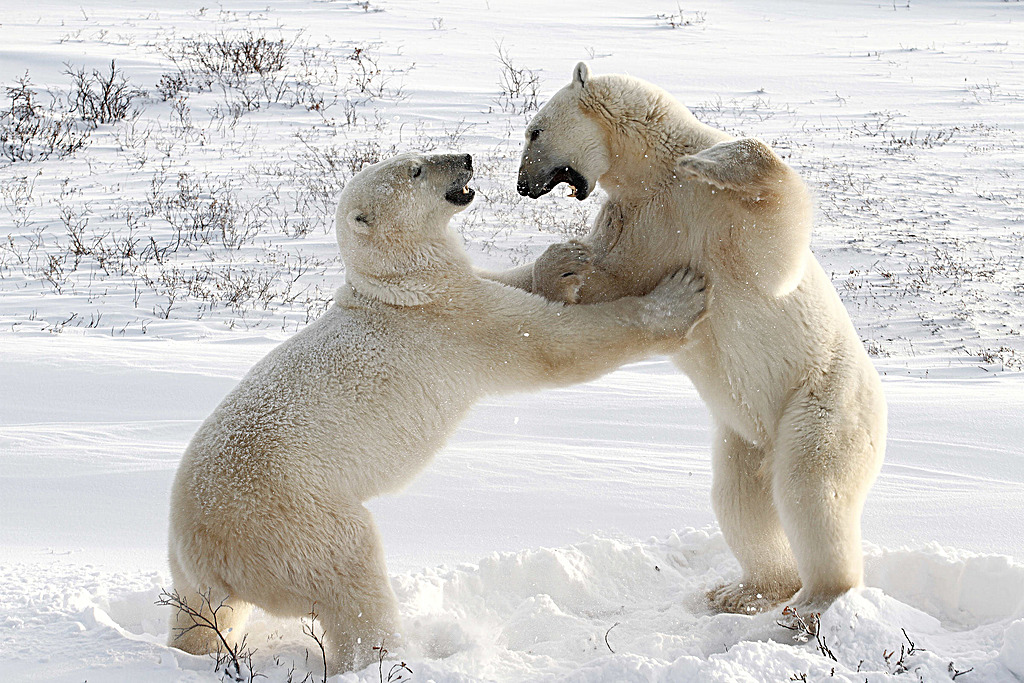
left=489, top=268, right=708, bottom=390
left=475, top=262, right=534, bottom=291
left=476, top=241, right=601, bottom=301
left=476, top=243, right=626, bottom=303
left=480, top=202, right=636, bottom=303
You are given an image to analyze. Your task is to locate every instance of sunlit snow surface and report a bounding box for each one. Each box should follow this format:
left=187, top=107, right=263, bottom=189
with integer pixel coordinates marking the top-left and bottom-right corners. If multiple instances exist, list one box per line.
left=1, top=0, right=1022, bottom=681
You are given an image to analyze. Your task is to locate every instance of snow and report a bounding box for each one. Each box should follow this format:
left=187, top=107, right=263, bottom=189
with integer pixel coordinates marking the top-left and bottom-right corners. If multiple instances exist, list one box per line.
left=1, top=0, right=1023, bottom=681
left=4, top=529, right=1023, bottom=681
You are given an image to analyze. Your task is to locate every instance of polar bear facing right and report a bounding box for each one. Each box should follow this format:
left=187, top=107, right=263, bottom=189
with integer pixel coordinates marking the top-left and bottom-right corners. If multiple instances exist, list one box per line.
left=167, top=152, right=708, bottom=673
left=492, top=64, right=887, bottom=614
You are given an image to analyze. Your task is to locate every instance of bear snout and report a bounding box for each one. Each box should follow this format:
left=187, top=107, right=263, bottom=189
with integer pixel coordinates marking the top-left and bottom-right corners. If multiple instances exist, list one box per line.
left=516, top=170, right=533, bottom=197
left=517, top=164, right=552, bottom=199
left=518, top=164, right=590, bottom=201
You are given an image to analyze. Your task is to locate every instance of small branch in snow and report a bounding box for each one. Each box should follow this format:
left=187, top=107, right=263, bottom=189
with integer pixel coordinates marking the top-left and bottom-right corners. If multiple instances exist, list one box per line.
left=816, top=632, right=837, bottom=662
left=777, top=605, right=820, bottom=643
left=949, top=662, right=974, bottom=679
left=902, top=628, right=925, bottom=655
left=156, top=588, right=261, bottom=682
left=604, top=622, right=620, bottom=653
left=372, top=639, right=413, bottom=683
left=301, top=604, right=328, bottom=683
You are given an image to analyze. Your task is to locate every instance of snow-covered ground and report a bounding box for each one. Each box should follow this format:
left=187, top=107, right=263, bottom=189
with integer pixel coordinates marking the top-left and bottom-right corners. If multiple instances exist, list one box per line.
left=1, top=1, right=1022, bottom=681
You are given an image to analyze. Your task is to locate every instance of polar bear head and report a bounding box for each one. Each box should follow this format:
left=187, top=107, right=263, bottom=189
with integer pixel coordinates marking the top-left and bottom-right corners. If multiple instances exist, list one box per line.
left=517, top=63, right=609, bottom=201
left=518, top=63, right=713, bottom=202
left=335, top=152, right=475, bottom=306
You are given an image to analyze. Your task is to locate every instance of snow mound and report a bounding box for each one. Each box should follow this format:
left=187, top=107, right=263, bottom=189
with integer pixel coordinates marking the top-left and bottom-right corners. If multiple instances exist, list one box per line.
left=866, top=543, right=1024, bottom=628
left=4, top=531, right=1022, bottom=682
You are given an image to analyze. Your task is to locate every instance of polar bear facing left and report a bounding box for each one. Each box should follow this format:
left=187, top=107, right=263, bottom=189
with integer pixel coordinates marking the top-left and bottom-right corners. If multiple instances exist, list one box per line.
left=495, top=64, right=886, bottom=614
left=166, top=152, right=708, bottom=673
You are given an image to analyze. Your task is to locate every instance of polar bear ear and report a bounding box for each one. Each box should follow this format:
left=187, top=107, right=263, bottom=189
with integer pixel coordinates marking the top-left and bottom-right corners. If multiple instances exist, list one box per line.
left=346, top=209, right=372, bottom=235
left=572, top=62, right=590, bottom=89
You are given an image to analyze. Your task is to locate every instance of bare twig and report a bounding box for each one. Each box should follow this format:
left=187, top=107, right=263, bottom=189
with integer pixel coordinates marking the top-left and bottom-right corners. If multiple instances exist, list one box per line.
left=156, top=588, right=260, bottom=682
left=372, top=640, right=413, bottom=683
left=604, top=622, right=620, bottom=653
left=302, top=604, right=328, bottom=683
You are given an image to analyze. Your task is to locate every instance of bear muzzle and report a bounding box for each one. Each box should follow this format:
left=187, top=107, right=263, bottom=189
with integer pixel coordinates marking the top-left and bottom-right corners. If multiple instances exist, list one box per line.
left=443, top=160, right=475, bottom=206
left=517, top=164, right=591, bottom=201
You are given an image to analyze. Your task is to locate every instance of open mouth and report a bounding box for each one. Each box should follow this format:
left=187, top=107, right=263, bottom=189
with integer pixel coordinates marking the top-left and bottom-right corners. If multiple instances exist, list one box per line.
left=444, top=171, right=476, bottom=206
left=521, top=165, right=590, bottom=201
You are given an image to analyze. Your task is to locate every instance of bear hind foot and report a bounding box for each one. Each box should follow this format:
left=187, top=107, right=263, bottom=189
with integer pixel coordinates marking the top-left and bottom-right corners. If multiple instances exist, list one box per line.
left=783, top=583, right=857, bottom=615
left=165, top=590, right=253, bottom=656
left=705, top=578, right=800, bottom=615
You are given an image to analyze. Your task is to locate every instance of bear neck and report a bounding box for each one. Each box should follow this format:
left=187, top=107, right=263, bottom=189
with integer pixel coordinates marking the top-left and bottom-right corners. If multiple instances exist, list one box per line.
left=344, top=227, right=471, bottom=307
left=583, top=76, right=726, bottom=201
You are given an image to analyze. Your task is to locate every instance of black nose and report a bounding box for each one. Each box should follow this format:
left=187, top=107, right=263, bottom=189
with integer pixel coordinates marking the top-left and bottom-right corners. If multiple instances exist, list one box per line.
left=461, top=154, right=472, bottom=171
left=517, top=168, right=531, bottom=196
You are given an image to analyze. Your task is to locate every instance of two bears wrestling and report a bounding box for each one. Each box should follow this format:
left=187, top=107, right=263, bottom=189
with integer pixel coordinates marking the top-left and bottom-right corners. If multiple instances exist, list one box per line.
left=167, top=63, right=885, bottom=674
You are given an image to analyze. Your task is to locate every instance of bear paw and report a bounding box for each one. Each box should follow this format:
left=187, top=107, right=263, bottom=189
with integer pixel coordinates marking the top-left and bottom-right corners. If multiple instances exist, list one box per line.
left=706, top=579, right=798, bottom=615
left=532, top=239, right=595, bottom=303
left=784, top=585, right=854, bottom=614
left=641, top=267, right=709, bottom=340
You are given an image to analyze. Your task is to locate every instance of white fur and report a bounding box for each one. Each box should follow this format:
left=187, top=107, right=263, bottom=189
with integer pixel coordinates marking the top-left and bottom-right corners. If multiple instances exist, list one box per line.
left=166, top=152, right=708, bottom=672
left=504, top=65, right=887, bottom=613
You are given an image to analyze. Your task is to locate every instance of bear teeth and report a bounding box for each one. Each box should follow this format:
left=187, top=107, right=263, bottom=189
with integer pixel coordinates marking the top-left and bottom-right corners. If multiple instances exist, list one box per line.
left=462, top=185, right=471, bottom=194
left=568, top=185, right=578, bottom=198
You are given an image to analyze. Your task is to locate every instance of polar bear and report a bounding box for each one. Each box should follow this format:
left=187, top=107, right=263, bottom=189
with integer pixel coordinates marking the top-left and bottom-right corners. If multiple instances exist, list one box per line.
left=487, top=64, right=887, bottom=614
left=166, top=152, right=708, bottom=672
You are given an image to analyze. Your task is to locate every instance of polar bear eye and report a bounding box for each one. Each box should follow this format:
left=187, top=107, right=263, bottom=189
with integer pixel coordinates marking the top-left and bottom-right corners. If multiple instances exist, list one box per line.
left=529, top=129, right=542, bottom=142
left=411, top=166, right=423, bottom=179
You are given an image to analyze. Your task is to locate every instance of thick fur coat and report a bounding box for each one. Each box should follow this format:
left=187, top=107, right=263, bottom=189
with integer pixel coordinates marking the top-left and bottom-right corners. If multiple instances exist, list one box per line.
left=492, top=64, right=886, bottom=613
left=167, top=152, right=708, bottom=672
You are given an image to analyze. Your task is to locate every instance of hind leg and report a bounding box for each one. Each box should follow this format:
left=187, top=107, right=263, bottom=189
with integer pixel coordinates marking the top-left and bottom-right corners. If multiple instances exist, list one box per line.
left=235, top=500, right=400, bottom=674
left=676, top=138, right=787, bottom=197
left=772, top=378, right=885, bottom=609
left=166, top=552, right=253, bottom=655
left=314, top=504, right=401, bottom=673
left=707, top=423, right=801, bottom=614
